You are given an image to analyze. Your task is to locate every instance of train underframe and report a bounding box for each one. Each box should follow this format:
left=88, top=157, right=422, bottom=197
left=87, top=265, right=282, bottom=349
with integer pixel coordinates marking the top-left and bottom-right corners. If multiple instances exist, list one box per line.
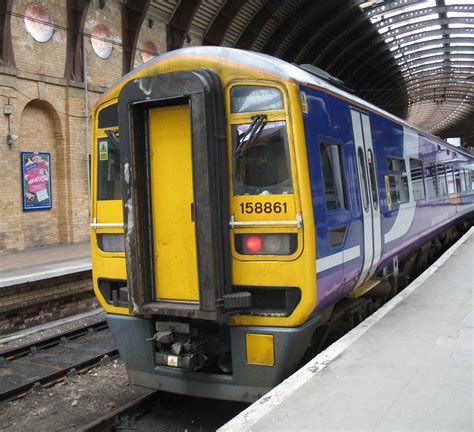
left=108, top=215, right=472, bottom=402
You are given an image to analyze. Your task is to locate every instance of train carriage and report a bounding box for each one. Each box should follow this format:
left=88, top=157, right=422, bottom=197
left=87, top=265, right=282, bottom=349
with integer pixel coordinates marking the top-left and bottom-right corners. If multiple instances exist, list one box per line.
left=91, top=47, right=474, bottom=402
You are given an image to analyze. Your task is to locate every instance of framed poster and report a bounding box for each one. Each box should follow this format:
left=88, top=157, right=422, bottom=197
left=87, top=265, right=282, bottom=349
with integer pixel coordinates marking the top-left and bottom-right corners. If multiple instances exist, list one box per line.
left=21, top=152, right=52, bottom=211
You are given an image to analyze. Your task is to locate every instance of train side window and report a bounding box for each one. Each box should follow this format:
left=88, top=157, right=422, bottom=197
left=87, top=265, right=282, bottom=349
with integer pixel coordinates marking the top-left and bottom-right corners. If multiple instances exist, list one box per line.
left=463, top=169, right=469, bottom=191
left=387, top=156, right=409, bottom=205
left=231, top=86, right=284, bottom=113
left=320, top=143, right=346, bottom=210
left=465, top=169, right=472, bottom=191
left=426, top=163, right=438, bottom=198
left=367, top=149, right=378, bottom=209
left=436, top=164, right=448, bottom=196
left=409, top=158, right=426, bottom=200
left=446, top=164, right=456, bottom=194
left=357, top=147, right=369, bottom=212
left=97, top=137, right=121, bottom=200
left=455, top=169, right=464, bottom=192
left=328, top=226, right=347, bottom=247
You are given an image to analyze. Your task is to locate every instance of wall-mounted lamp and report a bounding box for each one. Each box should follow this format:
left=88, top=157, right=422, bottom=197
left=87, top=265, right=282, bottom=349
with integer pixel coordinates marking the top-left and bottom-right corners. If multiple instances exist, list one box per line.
left=3, top=101, right=17, bottom=148
left=7, top=132, right=19, bottom=148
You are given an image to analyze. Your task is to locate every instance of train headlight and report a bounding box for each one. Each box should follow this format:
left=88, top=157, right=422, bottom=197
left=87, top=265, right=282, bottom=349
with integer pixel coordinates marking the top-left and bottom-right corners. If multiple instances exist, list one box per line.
left=237, top=234, right=296, bottom=255
left=97, top=234, right=125, bottom=253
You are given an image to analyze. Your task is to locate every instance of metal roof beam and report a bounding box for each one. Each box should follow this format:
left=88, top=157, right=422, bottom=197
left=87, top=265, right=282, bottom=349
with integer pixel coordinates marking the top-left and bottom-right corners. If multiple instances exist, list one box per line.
left=235, top=0, right=281, bottom=50
left=167, top=0, right=202, bottom=52
left=122, top=0, right=150, bottom=74
left=298, top=4, right=364, bottom=67
left=0, top=0, right=15, bottom=67
left=203, top=0, right=245, bottom=46
left=260, top=0, right=329, bottom=57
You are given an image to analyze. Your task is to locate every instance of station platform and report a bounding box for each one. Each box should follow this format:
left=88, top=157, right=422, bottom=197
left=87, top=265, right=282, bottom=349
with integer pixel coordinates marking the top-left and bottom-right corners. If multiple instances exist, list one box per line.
left=0, top=241, right=91, bottom=288
left=220, top=228, right=473, bottom=432
left=0, top=241, right=95, bottom=335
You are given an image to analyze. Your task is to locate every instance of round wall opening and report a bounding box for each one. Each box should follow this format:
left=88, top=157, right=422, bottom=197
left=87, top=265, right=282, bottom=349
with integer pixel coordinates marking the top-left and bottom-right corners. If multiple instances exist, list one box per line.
left=24, top=4, right=54, bottom=43
left=91, top=23, right=112, bottom=59
left=141, top=41, right=158, bottom=63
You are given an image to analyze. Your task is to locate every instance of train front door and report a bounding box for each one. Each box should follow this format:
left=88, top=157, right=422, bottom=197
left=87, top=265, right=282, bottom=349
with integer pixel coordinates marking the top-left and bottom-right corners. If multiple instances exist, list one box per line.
left=118, top=70, right=229, bottom=319
left=148, top=104, right=199, bottom=302
left=351, top=109, right=381, bottom=287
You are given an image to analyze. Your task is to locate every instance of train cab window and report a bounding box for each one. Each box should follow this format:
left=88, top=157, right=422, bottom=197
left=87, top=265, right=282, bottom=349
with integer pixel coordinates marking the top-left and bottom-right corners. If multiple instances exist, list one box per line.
left=97, top=137, right=121, bottom=200
left=387, top=156, right=409, bottom=205
left=320, top=143, right=346, bottom=210
left=231, top=86, right=283, bottom=113
left=436, top=164, right=448, bottom=196
left=409, top=158, right=426, bottom=201
left=232, top=121, right=292, bottom=195
left=98, top=104, right=118, bottom=129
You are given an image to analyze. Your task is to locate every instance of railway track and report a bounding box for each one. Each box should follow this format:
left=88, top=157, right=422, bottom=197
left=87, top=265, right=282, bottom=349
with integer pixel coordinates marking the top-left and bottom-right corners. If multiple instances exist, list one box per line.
left=0, top=320, right=118, bottom=402
left=78, top=390, right=159, bottom=431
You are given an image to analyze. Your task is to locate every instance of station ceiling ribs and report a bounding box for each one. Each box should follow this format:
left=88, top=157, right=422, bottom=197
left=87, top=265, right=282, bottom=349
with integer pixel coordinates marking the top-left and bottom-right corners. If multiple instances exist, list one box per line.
left=64, top=0, right=90, bottom=81
left=0, top=0, right=15, bottom=68
left=122, top=0, right=151, bottom=74
left=146, top=0, right=473, bottom=147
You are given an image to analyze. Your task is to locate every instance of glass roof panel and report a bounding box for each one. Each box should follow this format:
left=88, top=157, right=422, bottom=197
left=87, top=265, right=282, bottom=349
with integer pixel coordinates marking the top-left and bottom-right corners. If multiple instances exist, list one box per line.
left=358, top=0, right=474, bottom=137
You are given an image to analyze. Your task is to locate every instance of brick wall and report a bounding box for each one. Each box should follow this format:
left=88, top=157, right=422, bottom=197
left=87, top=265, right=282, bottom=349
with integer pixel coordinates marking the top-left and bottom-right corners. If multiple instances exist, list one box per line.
left=0, top=271, right=97, bottom=335
left=0, top=0, right=143, bottom=252
left=0, top=1, right=201, bottom=253
left=133, top=17, right=166, bottom=68
left=11, top=0, right=67, bottom=79
left=85, top=1, right=123, bottom=88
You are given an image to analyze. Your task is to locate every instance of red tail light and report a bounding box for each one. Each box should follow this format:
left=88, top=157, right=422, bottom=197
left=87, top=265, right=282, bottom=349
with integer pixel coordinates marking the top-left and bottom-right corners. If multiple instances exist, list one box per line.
left=243, top=235, right=263, bottom=253
left=236, top=234, right=297, bottom=255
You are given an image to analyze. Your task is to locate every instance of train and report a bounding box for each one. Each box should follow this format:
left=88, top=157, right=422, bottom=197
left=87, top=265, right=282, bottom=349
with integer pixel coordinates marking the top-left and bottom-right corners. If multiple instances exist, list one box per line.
left=90, top=46, right=474, bottom=402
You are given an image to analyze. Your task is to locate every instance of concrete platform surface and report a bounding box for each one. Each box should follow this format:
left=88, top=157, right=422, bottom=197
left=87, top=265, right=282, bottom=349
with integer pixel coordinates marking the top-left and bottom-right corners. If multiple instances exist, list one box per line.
left=220, top=228, right=473, bottom=432
left=0, top=241, right=91, bottom=287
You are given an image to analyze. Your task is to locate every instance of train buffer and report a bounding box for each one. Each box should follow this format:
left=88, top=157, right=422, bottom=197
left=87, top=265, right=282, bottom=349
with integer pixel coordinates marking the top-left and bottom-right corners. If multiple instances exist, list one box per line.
left=220, top=228, right=473, bottom=432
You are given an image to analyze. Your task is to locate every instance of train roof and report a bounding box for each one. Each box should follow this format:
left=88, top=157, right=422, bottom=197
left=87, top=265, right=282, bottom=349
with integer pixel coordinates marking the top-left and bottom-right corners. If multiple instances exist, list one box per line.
left=104, top=46, right=472, bottom=159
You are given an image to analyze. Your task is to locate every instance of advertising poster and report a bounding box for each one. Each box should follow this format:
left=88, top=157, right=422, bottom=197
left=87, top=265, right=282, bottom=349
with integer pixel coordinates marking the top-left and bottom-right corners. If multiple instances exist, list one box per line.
left=21, top=152, right=52, bottom=211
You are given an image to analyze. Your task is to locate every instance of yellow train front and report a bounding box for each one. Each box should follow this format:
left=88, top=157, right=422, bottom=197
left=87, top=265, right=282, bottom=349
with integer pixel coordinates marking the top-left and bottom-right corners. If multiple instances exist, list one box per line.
left=91, top=47, right=318, bottom=402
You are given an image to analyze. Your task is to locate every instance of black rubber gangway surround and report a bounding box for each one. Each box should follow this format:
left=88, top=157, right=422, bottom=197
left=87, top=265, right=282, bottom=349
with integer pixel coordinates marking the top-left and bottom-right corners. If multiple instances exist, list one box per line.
left=118, top=69, right=231, bottom=321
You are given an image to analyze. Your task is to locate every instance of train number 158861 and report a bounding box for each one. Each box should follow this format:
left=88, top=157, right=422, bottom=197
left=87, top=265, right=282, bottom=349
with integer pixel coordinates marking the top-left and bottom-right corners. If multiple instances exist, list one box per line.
left=239, top=202, right=288, bottom=214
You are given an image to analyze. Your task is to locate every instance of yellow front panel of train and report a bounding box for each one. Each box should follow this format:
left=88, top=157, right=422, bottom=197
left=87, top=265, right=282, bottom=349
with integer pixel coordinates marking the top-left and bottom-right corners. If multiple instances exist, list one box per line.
left=149, top=104, right=199, bottom=302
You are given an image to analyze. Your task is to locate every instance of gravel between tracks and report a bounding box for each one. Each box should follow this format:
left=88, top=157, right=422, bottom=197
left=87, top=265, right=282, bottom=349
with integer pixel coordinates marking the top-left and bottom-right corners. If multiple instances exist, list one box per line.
left=0, top=359, right=148, bottom=431
left=0, top=359, right=245, bottom=431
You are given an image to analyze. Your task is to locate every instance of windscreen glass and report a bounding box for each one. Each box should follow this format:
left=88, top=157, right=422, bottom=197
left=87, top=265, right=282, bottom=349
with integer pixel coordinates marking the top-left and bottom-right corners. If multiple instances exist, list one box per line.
left=231, top=86, right=283, bottom=113
left=232, top=121, right=292, bottom=195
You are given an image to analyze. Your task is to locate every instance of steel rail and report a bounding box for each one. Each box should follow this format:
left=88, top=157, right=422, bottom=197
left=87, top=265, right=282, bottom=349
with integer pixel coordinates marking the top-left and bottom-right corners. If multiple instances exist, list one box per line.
left=0, top=348, right=119, bottom=402
left=0, top=320, right=108, bottom=361
left=78, top=390, right=158, bottom=432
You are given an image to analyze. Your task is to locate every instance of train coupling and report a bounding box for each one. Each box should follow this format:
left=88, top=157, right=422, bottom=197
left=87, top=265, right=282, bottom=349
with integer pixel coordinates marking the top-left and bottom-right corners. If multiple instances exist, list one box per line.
left=149, top=321, right=206, bottom=371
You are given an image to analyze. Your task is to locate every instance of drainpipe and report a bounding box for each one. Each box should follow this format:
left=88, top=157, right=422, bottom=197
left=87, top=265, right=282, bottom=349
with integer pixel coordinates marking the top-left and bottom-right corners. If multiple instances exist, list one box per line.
left=83, top=33, right=91, bottom=213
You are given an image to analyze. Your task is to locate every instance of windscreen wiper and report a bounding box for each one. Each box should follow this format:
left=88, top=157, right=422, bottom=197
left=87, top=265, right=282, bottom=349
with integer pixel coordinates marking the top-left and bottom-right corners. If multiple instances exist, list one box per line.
left=105, top=129, right=120, bottom=150
left=235, top=114, right=267, bottom=158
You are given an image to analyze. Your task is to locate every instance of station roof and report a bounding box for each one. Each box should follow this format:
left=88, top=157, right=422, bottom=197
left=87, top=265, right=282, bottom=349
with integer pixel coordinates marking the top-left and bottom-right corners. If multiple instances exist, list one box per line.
left=149, top=0, right=474, bottom=148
